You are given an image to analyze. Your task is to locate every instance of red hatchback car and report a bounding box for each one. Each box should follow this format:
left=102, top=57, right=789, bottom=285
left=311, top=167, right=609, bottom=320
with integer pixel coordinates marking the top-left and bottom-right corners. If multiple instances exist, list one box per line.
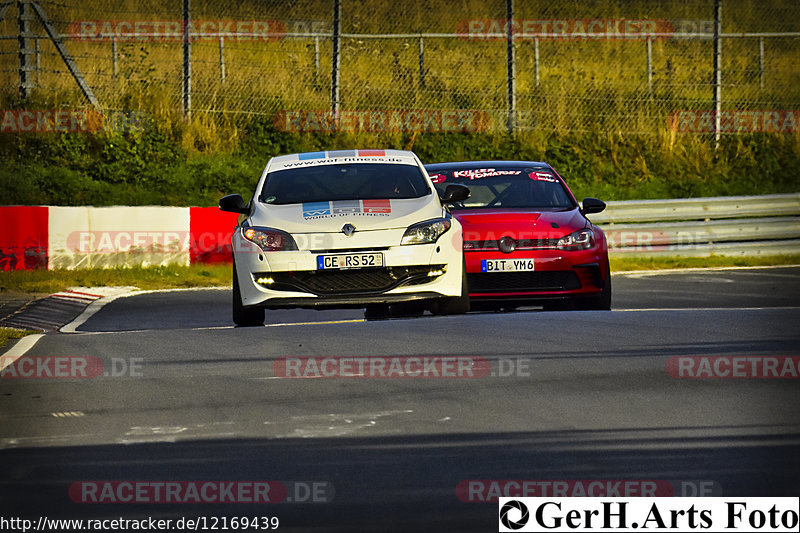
left=425, top=161, right=611, bottom=310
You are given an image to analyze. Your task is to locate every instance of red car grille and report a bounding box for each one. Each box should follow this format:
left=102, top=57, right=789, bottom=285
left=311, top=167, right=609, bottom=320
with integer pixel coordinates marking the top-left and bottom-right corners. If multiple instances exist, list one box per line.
left=467, top=271, right=581, bottom=292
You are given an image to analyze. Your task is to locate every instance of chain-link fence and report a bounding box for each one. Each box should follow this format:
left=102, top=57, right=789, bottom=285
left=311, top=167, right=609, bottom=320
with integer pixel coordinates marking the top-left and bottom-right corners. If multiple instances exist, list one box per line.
left=1, top=0, right=799, bottom=135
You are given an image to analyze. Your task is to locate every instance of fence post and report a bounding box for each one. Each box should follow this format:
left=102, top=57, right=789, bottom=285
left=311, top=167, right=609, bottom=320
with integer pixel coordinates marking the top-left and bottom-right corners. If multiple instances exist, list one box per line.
left=331, top=0, right=341, bottom=116
left=182, top=0, right=191, bottom=118
left=506, top=0, right=515, bottom=134
left=112, top=36, right=118, bottom=77
left=29, top=0, right=99, bottom=107
left=534, top=36, right=539, bottom=87
left=34, top=36, right=39, bottom=85
left=712, top=0, right=722, bottom=149
left=313, top=35, right=319, bottom=86
left=219, top=36, right=226, bottom=83
left=646, top=36, right=653, bottom=91
left=758, top=36, right=764, bottom=89
left=418, top=35, right=425, bottom=88
left=17, top=0, right=33, bottom=99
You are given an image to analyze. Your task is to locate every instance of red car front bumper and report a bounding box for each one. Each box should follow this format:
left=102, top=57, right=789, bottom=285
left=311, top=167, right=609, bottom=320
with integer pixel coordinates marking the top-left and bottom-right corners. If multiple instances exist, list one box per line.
left=465, top=247, right=608, bottom=301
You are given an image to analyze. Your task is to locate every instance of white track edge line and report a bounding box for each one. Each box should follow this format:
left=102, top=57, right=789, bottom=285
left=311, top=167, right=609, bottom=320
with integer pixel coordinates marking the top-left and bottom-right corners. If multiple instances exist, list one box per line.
left=0, top=334, right=46, bottom=371
left=53, top=264, right=800, bottom=334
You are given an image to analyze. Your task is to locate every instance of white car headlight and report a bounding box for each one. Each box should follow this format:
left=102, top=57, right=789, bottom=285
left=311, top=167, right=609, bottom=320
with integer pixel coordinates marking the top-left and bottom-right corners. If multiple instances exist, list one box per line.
left=400, top=218, right=451, bottom=245
left=556, top=228, right=595, bottom=250
left=242, top=227, right=298, bottom=252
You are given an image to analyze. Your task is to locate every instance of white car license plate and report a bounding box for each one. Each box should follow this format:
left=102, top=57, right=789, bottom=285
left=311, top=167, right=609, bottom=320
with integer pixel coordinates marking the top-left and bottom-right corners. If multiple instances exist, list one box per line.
left=481, top=259, right=535, bottom=272
left=317, top=253, right=383, bottom=270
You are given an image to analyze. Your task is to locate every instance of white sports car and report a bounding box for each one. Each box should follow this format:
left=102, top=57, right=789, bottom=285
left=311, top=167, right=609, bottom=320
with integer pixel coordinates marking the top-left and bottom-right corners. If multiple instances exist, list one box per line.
left=219, top=149, right=471, bottom=326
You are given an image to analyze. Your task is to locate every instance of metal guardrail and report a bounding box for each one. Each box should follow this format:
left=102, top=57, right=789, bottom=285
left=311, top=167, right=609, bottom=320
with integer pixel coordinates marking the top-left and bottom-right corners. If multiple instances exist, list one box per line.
left=607, top=239, right=800, bottom=257
left=593, top=193, right=800, bottom=256
left=591, top=193, right=800, bottom=223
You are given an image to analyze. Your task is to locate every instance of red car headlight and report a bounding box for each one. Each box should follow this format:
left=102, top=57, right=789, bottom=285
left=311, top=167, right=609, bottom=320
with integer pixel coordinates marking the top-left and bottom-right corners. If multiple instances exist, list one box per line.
left=557, top=229, right=595, bottom=250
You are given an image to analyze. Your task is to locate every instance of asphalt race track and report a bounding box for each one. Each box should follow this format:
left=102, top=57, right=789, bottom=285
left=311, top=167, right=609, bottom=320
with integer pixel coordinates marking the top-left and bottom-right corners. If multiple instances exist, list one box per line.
left=1, top=267, right=799, bottom=531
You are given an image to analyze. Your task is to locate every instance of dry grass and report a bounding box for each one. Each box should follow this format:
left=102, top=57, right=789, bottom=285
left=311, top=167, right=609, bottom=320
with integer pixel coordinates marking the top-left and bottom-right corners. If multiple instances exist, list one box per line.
left=0, top=264, right=232, bottom=294
left=2, top=0, right=798, bottom=145
left=610, top=253, right=800, bottom=271
left=0, top=328, right=36, bottom=350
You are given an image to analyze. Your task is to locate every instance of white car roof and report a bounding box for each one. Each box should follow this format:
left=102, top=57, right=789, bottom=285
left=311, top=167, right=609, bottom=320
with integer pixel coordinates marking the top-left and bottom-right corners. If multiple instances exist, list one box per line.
left=268, top=149, right=420, bottom=172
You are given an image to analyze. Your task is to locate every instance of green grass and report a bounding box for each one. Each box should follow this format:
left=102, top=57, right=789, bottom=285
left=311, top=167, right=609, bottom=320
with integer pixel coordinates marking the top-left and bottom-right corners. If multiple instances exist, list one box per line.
left=610, top=254, right=800, bottom=271
left=0, top=328, right=36, bottom=350
left=2, top=124, right=799, bottom=206
left=0, top=264, right=232, bottom=294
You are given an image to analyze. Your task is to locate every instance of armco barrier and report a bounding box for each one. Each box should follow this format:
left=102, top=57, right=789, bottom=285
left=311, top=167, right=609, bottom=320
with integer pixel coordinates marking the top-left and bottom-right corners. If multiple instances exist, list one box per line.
left=0, top=206, right=48, bottom=271
left=0, top=194, right=798, bottom=271
left=0, top=205, right=238, bottom=271
left=47, top=206, right=190, bottom=269
left=591, top=193, right=800, bottom=223
left=189, top=207, right=237, bottom=264
left=595, top=193, right=800, bottom=257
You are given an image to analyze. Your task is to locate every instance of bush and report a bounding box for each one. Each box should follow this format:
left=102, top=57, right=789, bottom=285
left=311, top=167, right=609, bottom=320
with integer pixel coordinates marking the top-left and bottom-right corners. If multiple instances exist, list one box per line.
left=1, top=116, right=798, bottom=206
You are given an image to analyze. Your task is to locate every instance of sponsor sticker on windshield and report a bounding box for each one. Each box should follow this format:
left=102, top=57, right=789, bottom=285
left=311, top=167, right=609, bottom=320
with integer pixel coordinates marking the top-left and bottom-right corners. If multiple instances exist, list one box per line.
left=302, top=202, right=331, bottom=218
left=302, top=200, right=392, bottom=219
left=529, top=171, right=557, bottom=182
left=452, top=169, right=522, bottom=179
left=271, top=150, right=413, bottom=171
left=362, top=199, right=391, bottom=213
left=332, top=200, right=361, bottom=214
left=429, top=173, right=447, bottom=183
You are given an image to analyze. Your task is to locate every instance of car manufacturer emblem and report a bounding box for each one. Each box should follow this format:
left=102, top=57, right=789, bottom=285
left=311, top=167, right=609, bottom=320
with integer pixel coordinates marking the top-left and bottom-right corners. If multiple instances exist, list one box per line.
left=341, top=223, right=356, bottom=236
left=498, top=236, right=516, bottom=253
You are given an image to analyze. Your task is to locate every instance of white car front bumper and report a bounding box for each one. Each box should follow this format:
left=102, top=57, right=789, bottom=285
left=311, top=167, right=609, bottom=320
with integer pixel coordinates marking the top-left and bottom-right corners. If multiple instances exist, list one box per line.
left=232, top=226, right=464, bottom=309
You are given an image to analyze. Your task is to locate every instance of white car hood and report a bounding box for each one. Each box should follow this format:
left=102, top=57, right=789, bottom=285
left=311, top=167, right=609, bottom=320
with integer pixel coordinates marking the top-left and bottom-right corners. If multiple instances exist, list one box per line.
left=248, top=194, right=444, bottom=234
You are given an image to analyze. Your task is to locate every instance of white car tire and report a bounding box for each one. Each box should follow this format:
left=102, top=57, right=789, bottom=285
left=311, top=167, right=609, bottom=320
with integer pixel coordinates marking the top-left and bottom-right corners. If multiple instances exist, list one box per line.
left=430, top=261, right=470, bottom=315
left=232, top=262, right=265, bottom=327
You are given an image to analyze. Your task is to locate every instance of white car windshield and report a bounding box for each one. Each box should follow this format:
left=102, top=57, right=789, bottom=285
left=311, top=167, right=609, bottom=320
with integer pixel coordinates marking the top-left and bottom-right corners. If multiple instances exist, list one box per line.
left=260, top=163, right=431, bottom=205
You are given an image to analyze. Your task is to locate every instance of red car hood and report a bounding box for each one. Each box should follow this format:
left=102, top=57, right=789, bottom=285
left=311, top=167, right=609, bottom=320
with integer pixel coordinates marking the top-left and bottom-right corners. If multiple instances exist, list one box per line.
left=453, top=208, right=587, bottom=241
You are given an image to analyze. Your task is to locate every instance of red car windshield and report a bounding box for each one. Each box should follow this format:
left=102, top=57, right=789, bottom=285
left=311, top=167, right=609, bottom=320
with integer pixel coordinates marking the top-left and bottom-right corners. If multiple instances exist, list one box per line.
left=429, top=167, right=575, bottom=209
